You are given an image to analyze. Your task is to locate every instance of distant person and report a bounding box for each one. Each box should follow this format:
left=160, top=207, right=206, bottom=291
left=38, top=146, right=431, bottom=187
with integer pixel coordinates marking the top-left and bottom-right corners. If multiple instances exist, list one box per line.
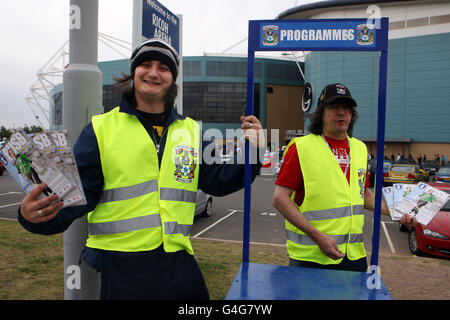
left=273, top=83, right=416, bottom=272
left=442, top=154, right=446, bottom=166
left=435, top=154, right=440, bottom=164
left=417, top=154, right=422, bottom=165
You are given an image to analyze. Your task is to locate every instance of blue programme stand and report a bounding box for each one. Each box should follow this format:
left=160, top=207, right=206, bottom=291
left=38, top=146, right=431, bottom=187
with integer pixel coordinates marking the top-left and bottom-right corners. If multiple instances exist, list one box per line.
left=226, top=263, right=391, bottom=300
left=226, top=18, right=391, bottom=300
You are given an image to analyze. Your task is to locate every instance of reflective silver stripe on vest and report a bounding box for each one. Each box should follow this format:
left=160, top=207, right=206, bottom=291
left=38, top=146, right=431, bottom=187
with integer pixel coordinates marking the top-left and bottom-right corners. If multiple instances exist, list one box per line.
left=160, top=188, right=197, bottom=203
left=164, top=221, right=192, bottom=236
left=89, top=214, right=162, bottom=235
left=99, top=179, right=158, bottom=203
left=349, top=232, right=364, bottom=243
left=352, top=204, right=364, bottom=216
left=301, top=205, right=364, bottom=221
left=286, top=230, right=363, bottom=246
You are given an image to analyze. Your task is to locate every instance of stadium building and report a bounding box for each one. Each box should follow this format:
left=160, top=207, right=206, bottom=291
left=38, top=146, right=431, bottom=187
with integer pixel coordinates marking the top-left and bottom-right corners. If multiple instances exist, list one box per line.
left=48, top=0, right=450, bottom=162
left=51, top=55, right=305, bottom=149
left=278, top=0, right=450, bottom=162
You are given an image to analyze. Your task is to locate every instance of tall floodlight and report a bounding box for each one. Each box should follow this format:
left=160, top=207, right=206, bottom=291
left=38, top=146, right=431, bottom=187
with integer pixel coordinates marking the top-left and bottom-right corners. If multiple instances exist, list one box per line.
left=62, top=0, right=103, bottom=299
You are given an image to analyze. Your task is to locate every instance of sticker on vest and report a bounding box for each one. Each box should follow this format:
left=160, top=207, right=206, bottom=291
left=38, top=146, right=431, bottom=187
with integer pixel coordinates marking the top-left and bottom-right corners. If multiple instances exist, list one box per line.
left=174, top=145, right=198, bottom=183
left=358, top=168, right=366, bottom=199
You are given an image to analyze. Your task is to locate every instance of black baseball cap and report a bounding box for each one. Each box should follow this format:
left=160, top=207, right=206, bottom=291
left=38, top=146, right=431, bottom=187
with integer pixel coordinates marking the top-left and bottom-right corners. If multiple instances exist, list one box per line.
left=318, top=83, right=357, bottom=107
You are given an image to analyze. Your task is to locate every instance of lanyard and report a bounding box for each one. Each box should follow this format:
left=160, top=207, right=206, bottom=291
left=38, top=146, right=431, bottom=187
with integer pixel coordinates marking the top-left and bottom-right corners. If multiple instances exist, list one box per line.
left=321, top=135, right=351, bottom=176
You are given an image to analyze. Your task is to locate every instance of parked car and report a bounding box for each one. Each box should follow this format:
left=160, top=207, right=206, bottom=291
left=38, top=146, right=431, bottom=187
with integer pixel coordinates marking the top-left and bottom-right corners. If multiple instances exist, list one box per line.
left=262, top=154, right=272, bottom=168
left=421, top=160, right=439, bottom=176
left=262, top=152, right=278, bottom=169
left=396, top=158, right=415, bottom=164
left=275, top=160, right=283, bottom=176
left=194, top=189, right=213, bottom=217
left=434, top=167, right=450, bottom=183
left=0, top=140, right=5, bottom=176
left=368, top=159, right=393, bottom=187
left=407, top=182, right=450, bottom=258
left=383, top=164, right=425, bottom=186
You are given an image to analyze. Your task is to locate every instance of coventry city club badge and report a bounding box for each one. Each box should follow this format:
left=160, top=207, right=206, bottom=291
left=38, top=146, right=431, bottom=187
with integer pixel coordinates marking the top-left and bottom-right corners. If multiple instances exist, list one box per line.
left=174, top=145, right=198, bottom=183
left=262, top=25, right=279, bottom=46
left=356, top=24, right=374, bottom=45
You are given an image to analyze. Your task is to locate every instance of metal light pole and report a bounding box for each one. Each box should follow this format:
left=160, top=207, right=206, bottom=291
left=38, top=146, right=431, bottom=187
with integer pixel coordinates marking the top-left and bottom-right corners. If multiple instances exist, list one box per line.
left=62, top=0, right=103, bottom=299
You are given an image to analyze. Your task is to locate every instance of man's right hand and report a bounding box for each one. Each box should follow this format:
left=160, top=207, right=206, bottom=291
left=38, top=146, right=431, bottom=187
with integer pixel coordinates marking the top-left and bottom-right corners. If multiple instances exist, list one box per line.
left=400, top=214, right=417, bottom=231
left=315, top=233, right=346, bottom=260
left=20, top=184, right=63, bottom=223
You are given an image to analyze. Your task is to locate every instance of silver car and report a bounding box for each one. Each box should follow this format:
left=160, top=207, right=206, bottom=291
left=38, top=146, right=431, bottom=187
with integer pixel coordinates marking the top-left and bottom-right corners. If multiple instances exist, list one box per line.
left=194, top=189, right=212, bottom=217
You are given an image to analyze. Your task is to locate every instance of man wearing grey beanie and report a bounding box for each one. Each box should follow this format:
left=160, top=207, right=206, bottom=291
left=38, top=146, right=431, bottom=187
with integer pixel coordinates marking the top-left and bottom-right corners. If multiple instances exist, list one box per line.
left=18, top=38, right=264, bottom=300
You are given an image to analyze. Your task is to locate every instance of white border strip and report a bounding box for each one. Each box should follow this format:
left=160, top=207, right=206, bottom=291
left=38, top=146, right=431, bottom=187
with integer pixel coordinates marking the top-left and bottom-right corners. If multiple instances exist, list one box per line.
left=381, top=221, right=396, bottom=254
left=0, top=202, right=21, bottom=209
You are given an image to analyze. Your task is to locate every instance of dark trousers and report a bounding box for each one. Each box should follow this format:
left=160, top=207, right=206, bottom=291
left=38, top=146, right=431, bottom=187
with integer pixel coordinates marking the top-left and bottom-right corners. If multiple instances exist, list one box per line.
left=99, top=247, right=209, bottom=300
left=289, top=256, right=368, bottom=272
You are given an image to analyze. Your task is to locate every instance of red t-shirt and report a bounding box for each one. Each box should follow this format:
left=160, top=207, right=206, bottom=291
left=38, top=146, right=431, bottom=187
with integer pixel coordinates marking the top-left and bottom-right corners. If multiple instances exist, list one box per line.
left=275, top=136, right=369, bottom=207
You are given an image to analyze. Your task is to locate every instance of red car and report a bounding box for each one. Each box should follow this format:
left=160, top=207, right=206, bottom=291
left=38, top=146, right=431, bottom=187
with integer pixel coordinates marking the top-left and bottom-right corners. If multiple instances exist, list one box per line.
left=262, top=153, right=276, bottom=168
left=408, top=182, right=450, bottom=259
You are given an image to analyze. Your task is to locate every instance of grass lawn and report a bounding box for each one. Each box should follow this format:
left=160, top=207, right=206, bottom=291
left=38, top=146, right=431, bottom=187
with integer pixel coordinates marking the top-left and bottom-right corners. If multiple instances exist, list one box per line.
left=0, top=220, right=288, bottom=300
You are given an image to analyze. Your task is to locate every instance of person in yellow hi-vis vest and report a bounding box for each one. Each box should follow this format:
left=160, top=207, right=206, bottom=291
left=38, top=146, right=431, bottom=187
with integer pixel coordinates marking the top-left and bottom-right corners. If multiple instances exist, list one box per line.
left=18, top=39, right=264, bottom=299
left=273, top=83, right=416, bottom=272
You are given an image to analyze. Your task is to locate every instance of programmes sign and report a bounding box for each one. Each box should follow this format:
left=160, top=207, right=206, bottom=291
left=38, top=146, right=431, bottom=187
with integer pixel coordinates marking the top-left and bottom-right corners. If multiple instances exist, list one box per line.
left=142, top=0, right=180, bottom=53
left=257, top=19, right=378, bottom=51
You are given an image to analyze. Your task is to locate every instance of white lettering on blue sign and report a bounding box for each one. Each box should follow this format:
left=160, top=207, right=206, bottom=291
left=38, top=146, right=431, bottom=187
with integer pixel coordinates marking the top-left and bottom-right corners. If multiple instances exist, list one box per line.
left=279, top=28, right=354, bottom=41
left=142, top=0, right=180, bottom=52
left=152, top=13, right=169, bottom=34
left=147, top=0, right=166, bottom=18
left=260, top=22, right=375, bottom=49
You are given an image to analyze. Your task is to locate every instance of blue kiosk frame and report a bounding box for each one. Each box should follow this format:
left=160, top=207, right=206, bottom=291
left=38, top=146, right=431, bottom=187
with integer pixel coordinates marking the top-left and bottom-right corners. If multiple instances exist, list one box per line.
left=226, top=18, right=391, bottom=300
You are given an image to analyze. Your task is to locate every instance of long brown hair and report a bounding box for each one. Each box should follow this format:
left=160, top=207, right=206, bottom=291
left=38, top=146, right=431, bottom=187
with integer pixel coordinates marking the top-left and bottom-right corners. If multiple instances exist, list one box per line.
left=308, top=100, right=359, bottom=137
left=113, top=72, right=178, bottom=112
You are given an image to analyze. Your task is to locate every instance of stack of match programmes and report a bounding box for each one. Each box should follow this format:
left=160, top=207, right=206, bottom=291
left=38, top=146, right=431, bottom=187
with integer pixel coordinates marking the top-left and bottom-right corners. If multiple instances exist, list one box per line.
left=382, top=182, right=450, bottom=226
left=0, top=129, right=86, bottom=208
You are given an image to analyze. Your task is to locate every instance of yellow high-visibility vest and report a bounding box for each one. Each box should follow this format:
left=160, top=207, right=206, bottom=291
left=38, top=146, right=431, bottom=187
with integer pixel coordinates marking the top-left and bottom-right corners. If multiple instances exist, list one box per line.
left=285, top=134, right=368, bottom=265
left=86, top=107, right=200, bottom=254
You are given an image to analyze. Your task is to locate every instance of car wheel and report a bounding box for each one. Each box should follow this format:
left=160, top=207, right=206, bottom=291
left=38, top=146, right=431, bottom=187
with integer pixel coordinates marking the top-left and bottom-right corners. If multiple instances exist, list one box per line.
left=408, top=229, right=424, bottom=256
left=202, top=198, right=212, bottom=217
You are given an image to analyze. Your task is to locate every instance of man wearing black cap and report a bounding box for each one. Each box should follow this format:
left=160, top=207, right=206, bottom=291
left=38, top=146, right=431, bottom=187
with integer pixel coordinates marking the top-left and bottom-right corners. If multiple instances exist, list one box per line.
left=273, top=83, right=413, bottom=272
left=18, top=38, right=264, bottom=299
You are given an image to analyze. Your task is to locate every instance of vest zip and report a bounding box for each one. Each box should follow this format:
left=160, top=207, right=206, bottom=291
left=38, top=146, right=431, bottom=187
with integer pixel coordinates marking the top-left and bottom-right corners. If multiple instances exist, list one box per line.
left=324, top=136, right=354, bottom=253
left=158, top=112, right=182, bottom=168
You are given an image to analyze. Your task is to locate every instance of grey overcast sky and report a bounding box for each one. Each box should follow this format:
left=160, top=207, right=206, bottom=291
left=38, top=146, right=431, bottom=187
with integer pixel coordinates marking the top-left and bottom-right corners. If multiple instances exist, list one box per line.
left=0, top=0, right=320, bottom=129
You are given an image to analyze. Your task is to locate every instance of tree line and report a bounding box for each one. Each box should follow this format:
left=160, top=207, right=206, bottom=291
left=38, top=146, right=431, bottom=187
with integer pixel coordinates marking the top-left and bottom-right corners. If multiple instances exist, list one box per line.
left=0, top=125, right=43, bottom=141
